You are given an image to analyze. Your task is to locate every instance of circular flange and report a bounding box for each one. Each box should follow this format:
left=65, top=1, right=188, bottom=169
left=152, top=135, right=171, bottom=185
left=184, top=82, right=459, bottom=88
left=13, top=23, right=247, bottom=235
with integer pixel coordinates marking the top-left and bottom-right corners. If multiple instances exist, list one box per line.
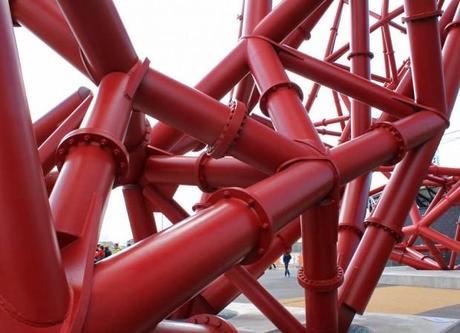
left=188, top=314, right=237, bottom=332
left=206, top=187, right=273, bottom=265
left=56, top=128, right=129, bottom=178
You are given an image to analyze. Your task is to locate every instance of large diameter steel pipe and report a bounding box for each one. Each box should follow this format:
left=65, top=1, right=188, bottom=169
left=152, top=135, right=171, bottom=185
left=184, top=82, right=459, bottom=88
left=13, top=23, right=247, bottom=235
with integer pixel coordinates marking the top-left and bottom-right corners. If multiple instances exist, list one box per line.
left=85, top=100, right=447, bottom=333
left=55, top=0, right=138, bottom=81
left=10, top=0, right=87, bottom=75
left=0, top=0, right=69, bottom=326
left=50, top=72, right=133, bottom=244
left=84, top=199, right=261, bottom=333
left=195, top=220, right=301, bottom=317
left=134, top=68, right=312, bottom=174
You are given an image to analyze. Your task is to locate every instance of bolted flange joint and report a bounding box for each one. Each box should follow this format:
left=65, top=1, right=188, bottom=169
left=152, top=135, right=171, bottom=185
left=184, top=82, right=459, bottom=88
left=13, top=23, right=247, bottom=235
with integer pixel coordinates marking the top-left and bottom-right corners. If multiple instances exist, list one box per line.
left=188, top=314, right=237, bottom=333
left=364, top=216, right=404, bottom=243
left=445, top=20, right=460, bottom=35
left=368, top=122, right=407, bottom=166
left=195, top=152, right=217, bottom=193
left=347, top=51, right=374, bottom=60
left=402, top=10, right=443, bottom=23
left=297, top=266, right=344, bottom=292
left=207, top=100, right=248, bottom=159
left=56, top=128, right=129, bottom=179
left=206, top=187, right=273, bottom=265
left=338, top=223, right=364, bottom=238
left=259, top=81, right=304, bottom=117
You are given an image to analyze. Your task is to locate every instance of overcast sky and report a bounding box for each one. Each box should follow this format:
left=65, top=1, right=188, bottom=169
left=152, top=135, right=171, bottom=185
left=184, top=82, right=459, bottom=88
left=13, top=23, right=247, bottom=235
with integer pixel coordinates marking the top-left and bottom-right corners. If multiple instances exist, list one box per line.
left=14, top=1, right=459, bottom=243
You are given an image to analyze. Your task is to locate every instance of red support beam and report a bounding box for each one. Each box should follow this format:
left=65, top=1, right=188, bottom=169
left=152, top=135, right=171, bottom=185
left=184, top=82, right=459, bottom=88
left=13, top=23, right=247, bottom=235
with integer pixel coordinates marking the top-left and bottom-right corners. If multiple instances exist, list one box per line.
left=338, top=1, right=452, bottom=330
left=225, top=266, right=305, bottom=333
left=0, top=1, right=69, bottom=329
left=33, top=87, right=92, bottom=146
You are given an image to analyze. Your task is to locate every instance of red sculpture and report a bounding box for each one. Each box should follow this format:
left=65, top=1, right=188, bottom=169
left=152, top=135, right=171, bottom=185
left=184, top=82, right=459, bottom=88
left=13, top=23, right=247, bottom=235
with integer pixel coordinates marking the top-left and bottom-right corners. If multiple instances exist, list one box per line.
left=1, top=0, right=459, bottom=332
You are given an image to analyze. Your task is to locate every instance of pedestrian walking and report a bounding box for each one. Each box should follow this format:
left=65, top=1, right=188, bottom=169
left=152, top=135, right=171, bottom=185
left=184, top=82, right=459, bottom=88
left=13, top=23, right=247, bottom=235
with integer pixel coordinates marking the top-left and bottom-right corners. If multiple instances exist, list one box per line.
left=283, top=252, right=292, bottom=277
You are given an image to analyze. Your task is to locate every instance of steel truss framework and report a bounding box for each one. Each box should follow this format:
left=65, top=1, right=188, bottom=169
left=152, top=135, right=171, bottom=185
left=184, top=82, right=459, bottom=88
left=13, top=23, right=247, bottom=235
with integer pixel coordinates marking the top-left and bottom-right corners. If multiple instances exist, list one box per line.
left=1, top=0, right=460, bottom=332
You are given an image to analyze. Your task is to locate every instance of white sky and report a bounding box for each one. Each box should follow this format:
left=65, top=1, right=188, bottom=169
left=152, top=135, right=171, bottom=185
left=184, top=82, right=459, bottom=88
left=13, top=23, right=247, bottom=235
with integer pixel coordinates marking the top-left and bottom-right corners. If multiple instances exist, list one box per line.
left=14, top=1, right=459, bottom=243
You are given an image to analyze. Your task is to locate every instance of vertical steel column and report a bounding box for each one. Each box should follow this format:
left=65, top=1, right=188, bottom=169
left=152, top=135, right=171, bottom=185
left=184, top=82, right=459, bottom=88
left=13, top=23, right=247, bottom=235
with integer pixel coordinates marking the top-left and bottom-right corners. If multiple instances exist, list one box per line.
left=234, top=0, right=271, bottom=104
left=448, top=220, right=460, bottom=268
left=338, top=1, right=450, bottom=331
left=0, top=0, right=69, bottom=328
left=247, top=26, right=340, bottom=332
left=337, top=0, right=372, bottom=271
left=301, top=199, right=340, bottom=333
left=305, top=0, right=345, bottom=111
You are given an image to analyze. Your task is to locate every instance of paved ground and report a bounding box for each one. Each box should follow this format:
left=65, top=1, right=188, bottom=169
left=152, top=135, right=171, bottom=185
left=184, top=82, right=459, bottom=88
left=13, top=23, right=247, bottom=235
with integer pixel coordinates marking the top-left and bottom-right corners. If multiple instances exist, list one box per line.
left=226, top=267, right=460, bottom=332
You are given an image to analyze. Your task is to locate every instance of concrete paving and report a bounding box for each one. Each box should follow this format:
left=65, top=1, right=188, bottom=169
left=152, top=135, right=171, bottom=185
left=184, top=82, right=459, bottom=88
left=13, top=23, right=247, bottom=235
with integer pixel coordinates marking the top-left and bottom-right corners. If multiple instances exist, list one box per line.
left=224, top=302, right=460, bottom=333
left=379, top=266, right=460, bottom=289
left=222, top=267, right=460, bottom=332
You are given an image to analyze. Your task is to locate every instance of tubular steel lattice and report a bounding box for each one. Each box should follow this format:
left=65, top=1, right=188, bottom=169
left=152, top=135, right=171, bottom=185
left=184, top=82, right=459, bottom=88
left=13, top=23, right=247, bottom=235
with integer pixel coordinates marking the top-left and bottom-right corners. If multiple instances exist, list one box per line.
left=1, top=0, right=460, bottom=332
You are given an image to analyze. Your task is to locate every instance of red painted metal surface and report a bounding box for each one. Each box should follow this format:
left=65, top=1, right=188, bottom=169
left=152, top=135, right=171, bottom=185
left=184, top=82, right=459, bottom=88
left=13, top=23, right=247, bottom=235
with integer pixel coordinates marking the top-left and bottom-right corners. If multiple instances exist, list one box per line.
left=1, top=0, right=460, bottom=332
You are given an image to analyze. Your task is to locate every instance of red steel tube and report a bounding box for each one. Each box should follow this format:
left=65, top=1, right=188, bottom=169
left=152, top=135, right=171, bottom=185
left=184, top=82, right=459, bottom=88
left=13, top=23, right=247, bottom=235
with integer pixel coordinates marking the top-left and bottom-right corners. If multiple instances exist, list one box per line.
left=39, top=94, right=92, bottom=175
left=419, top=227, right=460, bottom=252
left=50, top=72, right=134, bottom=244
left=55, top=0, right=138, bottom=81
left=84, top=97, right=450, bottom=332
left=85, top=198, right=261, bottom=333
left=33, top=87, right=92, bottom=146
left=302, top=200, right=340, bottom=333
left=225, top=266, right=305, bottom=333
left=337, top=0, right=372, bottom=271
left=0, top=0, right=69, bottom=326
left=144, top=156, right=267, bottom=188
left=326, top=6, right=405, bottom=63
left=247, top=38, right=323, bottom=146
left=402, top=182, right=460, bottom=232
left=449, top=221, right=460, bottom=268
left=143, top=185, right=189, bottom=224
left=280, top=48, right=421, bottom=119
left=123, top=185, right=157, bottom=242
left=185, top=220, right=301, bottom=318
left=10, top=0, right=88, bottom=76
left=283, top=0, right=333, bottom=46
left=390, top=250, right=440, bottom=270
left=234, top=0, right=271, bottom=105
left=420, top=236, right=449, bottom=269
left=338, top=1, right=452, bottom=330
left=249, top=22, right=338, bottom=331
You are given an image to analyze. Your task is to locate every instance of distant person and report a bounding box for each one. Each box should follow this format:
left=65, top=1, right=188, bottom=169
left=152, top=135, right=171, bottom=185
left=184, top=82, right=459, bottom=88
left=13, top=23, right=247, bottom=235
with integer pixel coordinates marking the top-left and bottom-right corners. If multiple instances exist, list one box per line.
left=95, top=244, right=105, bottom=262
left=283, top=252, right=292, bottom=277
left=112, top=243, right=121, bottom=254
left=269, top=262, right=277, bottom=270
left=104, top=246, right=112, bottom=258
